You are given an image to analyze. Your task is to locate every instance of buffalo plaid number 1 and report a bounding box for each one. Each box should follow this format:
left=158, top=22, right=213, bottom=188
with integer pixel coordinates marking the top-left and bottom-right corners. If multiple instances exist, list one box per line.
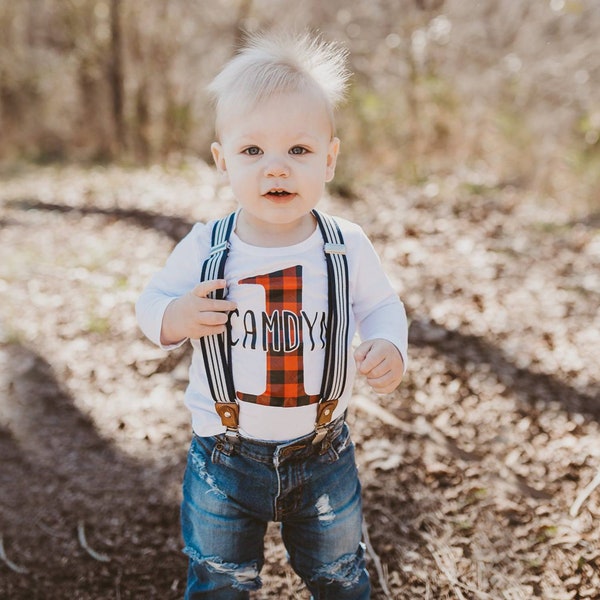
left=237, top=266, right=320, bottom=408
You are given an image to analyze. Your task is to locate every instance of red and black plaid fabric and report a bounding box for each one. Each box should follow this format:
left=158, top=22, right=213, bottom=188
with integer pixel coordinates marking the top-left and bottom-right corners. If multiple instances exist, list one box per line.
left=236, top=265, right=320, bottom=408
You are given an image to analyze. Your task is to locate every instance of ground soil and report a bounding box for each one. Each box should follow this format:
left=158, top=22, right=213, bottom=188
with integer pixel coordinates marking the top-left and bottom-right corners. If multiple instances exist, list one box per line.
left=1, top=163, right=599, bottom=599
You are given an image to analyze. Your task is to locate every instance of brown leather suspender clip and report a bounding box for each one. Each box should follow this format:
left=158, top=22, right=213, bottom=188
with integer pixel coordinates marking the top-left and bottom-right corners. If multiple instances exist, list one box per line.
left=312, top=399, right=339, bottom=445
left=214, top=402, right=240, bottom=435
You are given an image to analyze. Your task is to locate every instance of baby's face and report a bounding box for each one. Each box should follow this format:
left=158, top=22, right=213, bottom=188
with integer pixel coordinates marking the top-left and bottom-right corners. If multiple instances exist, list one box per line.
left=211, top=88, right=340, bottom=241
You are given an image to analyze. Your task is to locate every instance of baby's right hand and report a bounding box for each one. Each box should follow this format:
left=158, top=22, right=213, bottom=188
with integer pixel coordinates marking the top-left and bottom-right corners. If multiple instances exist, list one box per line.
left=160, top=279, right=237, bottom=345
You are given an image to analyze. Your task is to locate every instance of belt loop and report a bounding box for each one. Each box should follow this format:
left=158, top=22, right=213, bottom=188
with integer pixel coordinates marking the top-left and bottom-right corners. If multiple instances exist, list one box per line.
left=318, top=432, right=332, bottom=455
left=216, top=433, right=238, bottom=456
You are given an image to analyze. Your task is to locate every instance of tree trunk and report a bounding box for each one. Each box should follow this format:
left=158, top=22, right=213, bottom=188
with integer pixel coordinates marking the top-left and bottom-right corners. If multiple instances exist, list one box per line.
left=109, top=0, right=125, bottom=154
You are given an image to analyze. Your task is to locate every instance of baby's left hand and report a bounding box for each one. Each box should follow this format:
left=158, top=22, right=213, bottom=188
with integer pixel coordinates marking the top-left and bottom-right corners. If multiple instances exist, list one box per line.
left=354, top=339, right=405, bottom=394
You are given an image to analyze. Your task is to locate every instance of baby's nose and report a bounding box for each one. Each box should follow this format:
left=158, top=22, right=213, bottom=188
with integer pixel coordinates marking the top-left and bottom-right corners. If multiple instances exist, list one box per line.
left=264, top=159, right=289, bottom=177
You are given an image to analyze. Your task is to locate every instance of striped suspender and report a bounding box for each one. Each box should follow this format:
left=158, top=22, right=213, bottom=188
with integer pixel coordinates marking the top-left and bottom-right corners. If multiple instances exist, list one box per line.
left=311, top=209, right=350, bottom=443
left=198, top=212, right=238, bottom=433
left=199, top=210, right=349, bottom=439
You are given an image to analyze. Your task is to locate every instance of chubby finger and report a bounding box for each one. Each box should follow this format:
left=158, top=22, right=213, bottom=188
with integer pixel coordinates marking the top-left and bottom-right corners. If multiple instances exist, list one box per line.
left=196, top=310, right=230, bottom=326
left=367, top=372, right=403, bottom=394
left=195, top=297, right=237, bottom=314
left=189, top=322, right=228, bottom=339
left=192, top=279, right=228, bottom=298
left=355, top=344, right=385, bottom=375
left=363, top=359, right=390, bottom=379
left=354, top=341, right=374, bottom=372
left=191, top=280, right=236, bottom=311
left=354, top=341, right=370, bottom=364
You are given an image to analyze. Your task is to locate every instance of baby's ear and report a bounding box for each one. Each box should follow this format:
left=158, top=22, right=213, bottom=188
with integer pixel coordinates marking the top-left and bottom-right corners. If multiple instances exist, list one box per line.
left=211, top=142, right=227, bottom=175
left=325, top=137, right=340, bottom=182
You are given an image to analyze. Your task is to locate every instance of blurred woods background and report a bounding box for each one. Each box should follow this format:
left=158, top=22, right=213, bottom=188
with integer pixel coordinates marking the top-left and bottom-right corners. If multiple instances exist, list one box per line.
left=1, top=0, right=598, bottom=208
left=1, top=3, right=600, bottom=597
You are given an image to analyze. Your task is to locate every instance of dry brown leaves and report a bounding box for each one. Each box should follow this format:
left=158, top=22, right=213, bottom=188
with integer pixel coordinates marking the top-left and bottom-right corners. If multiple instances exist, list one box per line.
left=1, top=163, right=599, bottom=599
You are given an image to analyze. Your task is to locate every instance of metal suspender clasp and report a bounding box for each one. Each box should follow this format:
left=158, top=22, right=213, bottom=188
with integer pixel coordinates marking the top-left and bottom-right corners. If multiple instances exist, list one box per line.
left=312, top=399, right=339, bottom=445
left=324, top=242, right=346, bottom=255
left=209, top=241, right=230, bottom=255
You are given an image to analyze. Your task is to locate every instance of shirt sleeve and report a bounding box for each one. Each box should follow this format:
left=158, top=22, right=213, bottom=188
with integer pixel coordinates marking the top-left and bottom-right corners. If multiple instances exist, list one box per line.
left=349, top=224, right=408, bottom=372
left=135, top=222, right=210, bottom=348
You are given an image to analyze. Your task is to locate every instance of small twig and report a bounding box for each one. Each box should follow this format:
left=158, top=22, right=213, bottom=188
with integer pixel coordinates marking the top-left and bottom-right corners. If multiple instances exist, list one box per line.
left=361, top=518, right=392, bottom=600
left=427, top=543, right=468, bottom=600
left=35, top=518, right=71, bottom=539
left=425, top=539, right=496, bottom=600
left=353, top=395, right=413, bottom=433
left=570, top=470, right=600, bottom=518
left=354, top=394, right=481, bottom=462
left=77, top=521, right=110, bottom=563
left=115, top=565, right=124, bottom=600
left=0, top=535, right=29, bottom=574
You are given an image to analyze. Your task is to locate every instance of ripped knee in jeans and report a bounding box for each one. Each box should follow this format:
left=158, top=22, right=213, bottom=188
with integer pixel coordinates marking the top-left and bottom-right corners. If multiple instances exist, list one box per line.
left=307, top=543, right=369, bottom=591
left=185, top=547, right=262, bottom=593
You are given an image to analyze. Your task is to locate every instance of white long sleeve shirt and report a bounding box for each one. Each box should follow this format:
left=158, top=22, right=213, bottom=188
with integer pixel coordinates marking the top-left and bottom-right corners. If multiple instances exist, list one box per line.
left=136, top=212, right=407, bottom=441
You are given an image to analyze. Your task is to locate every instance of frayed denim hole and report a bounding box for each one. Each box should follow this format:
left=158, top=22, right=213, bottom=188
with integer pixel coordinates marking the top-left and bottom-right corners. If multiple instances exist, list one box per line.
left=188, top=444, right=227, bottom=499
left=309, top=545, right=367, bottom=589
left=315, top=494, right=337, bottom=526
left=184, top=549, right=263, bottom=592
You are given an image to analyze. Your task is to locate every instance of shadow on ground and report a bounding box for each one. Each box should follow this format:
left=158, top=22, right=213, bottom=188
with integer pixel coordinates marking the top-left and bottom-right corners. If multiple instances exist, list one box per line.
left=3, top=196, right=598, bottom=598
left=0, top=343, right=186, bottom=599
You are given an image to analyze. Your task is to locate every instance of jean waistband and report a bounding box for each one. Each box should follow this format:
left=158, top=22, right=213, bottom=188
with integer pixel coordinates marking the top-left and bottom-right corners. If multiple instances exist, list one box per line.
left=206, top=413, right=347, bottom=463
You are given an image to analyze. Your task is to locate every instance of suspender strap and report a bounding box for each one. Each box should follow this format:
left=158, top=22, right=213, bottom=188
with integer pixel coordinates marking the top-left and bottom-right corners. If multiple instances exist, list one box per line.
left=312, top=210, right=349, bottom=402
left=199, top=212, right=237, bottom=433
left=311, top=209, right=350, bottom=443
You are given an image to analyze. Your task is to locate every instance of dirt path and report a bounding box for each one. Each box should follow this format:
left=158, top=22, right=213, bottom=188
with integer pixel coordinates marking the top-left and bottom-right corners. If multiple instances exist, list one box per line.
left=1, top=163, right=599, bottom=598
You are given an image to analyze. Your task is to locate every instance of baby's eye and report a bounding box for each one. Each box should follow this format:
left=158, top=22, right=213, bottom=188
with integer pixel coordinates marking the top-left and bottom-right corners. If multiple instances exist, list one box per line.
left=242, top=146, right=262, bottom=156
left=289, top=146, right=308, bottom=155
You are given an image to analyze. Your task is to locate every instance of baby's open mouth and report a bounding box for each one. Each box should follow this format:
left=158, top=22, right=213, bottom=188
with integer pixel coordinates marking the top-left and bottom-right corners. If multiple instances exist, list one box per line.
left=265, top=190, right=292, bottom=197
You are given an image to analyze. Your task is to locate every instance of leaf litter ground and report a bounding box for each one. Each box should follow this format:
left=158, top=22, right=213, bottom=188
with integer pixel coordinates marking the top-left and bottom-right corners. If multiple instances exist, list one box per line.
left=0, top=163, right=599, bottom=599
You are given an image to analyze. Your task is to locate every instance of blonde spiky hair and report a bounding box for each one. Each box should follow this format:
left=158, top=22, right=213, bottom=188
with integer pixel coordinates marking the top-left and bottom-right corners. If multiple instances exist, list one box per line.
left=208, top=30, right=351, bottom=136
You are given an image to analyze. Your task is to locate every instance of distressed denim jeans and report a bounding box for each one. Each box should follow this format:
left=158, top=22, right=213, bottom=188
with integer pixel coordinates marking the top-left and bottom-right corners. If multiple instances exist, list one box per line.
left=180, top=419, right=370, bottom=599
